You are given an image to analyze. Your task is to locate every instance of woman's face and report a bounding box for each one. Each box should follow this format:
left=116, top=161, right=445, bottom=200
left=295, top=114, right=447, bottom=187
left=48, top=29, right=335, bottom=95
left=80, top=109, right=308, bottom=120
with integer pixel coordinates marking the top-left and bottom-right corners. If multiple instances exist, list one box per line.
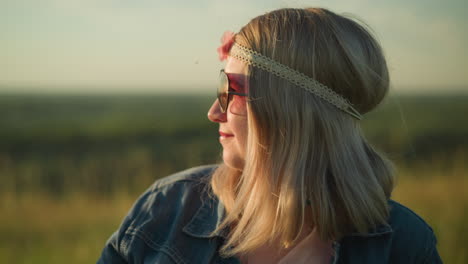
left=208, top=57, right=249, bottom=170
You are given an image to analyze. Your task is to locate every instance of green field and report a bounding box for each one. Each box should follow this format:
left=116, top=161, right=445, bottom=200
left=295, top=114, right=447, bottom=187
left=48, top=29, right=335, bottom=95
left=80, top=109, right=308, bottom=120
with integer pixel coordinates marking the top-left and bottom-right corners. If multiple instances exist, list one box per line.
left=0, top=93, right=467, bottom=263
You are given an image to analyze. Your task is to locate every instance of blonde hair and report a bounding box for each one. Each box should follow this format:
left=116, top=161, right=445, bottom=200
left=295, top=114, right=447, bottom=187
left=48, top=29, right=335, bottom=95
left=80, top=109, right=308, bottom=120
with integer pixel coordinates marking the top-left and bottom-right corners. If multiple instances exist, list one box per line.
left=211, top=8, right=394, bottom=256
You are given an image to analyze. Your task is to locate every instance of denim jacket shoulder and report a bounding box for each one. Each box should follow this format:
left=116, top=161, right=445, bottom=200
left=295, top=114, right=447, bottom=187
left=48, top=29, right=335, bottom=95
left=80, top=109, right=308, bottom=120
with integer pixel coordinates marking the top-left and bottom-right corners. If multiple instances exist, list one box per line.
left=97, top=165, right=238, bottom=264
left=336, top=200, right=443, bottom=263
left=97, top=165, right=443, bottom=264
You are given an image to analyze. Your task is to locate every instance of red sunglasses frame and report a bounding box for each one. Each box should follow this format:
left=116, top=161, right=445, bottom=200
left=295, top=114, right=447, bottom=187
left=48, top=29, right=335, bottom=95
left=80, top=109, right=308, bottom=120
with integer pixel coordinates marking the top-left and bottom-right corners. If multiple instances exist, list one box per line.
left=218, top=69, right=248, bottom=113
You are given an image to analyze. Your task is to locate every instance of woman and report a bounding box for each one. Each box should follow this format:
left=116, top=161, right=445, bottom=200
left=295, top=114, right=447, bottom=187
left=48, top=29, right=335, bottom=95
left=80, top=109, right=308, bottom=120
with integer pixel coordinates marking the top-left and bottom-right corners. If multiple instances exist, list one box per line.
left=98, top=8, right=442, bottom=263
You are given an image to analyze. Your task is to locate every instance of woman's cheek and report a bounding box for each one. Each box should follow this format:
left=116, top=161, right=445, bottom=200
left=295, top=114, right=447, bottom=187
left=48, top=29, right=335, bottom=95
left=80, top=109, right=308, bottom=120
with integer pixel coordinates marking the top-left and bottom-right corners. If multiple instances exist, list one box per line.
left=229, top=95, right=247, bottom=115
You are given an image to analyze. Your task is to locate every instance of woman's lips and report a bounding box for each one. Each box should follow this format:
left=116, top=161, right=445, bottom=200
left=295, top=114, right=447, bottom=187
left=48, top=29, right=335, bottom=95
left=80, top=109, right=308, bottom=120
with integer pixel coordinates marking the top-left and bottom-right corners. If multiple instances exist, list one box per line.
left=219, top=131, right=234, bottom=138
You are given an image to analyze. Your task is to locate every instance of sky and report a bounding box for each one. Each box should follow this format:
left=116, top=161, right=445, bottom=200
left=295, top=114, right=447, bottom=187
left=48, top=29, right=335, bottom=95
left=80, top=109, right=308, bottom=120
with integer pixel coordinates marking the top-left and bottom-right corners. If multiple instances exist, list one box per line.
left=1, top=0, right=467, bottom=94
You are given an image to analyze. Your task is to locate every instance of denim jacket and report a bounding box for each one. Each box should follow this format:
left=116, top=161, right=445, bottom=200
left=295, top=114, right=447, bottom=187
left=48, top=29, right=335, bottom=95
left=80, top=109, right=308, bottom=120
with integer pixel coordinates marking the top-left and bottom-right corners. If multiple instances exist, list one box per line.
left=97, top=165, right=443, bottom=264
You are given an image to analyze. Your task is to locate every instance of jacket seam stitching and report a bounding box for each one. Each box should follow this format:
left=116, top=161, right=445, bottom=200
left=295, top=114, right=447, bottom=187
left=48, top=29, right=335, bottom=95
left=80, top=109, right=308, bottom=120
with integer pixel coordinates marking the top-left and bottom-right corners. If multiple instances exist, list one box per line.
left=127, top=228, right=188, bottom=264
left=119, top=237, right=130, bottom=261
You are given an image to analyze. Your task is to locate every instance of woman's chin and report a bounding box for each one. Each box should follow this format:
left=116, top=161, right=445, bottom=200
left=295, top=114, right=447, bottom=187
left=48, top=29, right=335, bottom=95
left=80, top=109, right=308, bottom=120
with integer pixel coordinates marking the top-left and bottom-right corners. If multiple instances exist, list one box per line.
left=222, top=152, right=245, bottom=171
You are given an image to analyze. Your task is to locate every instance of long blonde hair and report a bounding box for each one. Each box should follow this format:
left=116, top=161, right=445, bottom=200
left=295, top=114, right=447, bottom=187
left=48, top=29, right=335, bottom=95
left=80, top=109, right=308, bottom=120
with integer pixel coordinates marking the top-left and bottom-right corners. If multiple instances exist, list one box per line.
left=211, top=8, right=394, bottom=256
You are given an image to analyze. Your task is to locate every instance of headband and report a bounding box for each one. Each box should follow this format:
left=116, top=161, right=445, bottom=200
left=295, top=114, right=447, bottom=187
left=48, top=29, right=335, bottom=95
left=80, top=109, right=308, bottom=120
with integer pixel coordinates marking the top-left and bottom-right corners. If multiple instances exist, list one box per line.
left=229, top=43, right=362, bottom=120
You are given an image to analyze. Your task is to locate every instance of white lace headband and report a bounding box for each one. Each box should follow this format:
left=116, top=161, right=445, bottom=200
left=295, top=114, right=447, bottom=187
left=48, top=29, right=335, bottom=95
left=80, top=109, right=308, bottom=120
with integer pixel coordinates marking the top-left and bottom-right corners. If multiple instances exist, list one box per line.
left=229, top=42, right=362, bottom=120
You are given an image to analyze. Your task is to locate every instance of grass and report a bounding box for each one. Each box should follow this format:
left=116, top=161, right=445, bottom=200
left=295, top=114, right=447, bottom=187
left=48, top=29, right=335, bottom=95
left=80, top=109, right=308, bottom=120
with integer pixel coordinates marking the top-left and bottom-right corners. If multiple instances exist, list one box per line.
left=0, top=193, right=135, bottom=264
left=392, top=158, right=468, bottom=263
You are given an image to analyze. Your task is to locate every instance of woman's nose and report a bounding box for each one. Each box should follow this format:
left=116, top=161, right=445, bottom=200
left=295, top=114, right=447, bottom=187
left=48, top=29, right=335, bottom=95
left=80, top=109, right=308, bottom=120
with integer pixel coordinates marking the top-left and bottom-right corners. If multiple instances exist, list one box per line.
left=207, top=99, right=227, bottom=123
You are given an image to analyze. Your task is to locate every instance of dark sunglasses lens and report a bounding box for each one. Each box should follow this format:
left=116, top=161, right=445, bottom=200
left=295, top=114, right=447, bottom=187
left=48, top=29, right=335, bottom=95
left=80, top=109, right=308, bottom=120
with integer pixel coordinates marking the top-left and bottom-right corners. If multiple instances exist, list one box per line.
left=218, top=71, right=229, bottom=112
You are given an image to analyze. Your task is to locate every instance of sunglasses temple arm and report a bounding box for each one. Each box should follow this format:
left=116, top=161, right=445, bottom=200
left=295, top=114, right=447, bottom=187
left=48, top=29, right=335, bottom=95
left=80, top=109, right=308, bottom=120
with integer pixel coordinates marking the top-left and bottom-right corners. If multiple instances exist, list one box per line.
left=229, top=92, right=248, bottom=96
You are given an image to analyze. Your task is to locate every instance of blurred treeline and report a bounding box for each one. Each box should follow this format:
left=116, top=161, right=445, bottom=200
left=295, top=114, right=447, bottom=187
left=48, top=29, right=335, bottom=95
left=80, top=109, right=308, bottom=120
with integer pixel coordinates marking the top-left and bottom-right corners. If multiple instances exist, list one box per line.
left=0, top=93, right=467, bottom=263
left=1, top=93, right=466, bottom=196
left=0, top=94, right=220, bottom=197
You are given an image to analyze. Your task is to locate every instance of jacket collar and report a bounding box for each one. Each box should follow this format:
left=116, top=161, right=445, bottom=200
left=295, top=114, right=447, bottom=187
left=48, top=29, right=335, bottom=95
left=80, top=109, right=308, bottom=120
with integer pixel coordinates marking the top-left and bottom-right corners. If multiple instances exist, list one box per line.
left=347, top=224, right=392, bottom=237
left=183, top=191, right=229, bottom=239
left=183, top=193, right=393, bottom=239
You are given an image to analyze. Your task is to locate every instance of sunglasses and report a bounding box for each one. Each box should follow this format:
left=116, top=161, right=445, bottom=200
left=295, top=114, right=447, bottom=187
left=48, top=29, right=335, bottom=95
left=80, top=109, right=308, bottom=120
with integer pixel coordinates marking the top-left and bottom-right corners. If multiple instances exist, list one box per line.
left=218, top=69, right=248, bottom=113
